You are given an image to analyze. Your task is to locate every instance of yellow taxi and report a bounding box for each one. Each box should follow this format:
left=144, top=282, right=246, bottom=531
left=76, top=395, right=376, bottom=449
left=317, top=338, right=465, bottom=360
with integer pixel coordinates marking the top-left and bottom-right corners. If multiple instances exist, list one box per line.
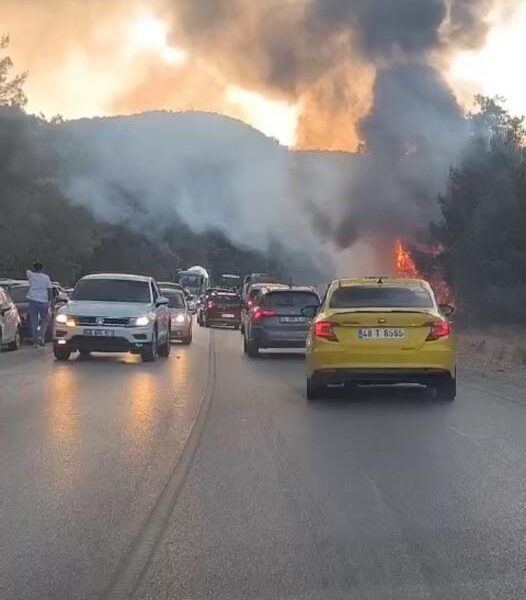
left=304, top=277, right=456, bottom=401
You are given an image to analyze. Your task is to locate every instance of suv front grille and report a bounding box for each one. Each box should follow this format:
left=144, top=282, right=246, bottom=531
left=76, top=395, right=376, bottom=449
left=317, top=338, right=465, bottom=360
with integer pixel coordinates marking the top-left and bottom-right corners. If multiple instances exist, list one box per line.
left=74, top=316, right=132, bottom=326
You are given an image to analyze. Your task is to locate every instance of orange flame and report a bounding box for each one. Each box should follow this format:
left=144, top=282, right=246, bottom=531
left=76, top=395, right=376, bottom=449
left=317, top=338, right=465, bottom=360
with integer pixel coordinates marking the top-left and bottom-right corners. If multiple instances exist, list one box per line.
left=394, top=238, right=419, bottom=278
left=394, top=238, right=454, bottom=305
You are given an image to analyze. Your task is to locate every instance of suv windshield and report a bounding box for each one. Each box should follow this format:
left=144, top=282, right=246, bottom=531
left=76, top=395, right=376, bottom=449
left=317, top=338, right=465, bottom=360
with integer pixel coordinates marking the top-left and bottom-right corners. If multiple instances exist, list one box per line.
left=72, top=279, right=151, bottom=303
left=330, top=286, right=434, bottom=309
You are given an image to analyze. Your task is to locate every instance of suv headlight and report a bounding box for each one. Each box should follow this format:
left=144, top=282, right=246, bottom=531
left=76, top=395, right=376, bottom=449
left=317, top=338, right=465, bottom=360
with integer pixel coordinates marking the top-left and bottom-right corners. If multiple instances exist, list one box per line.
left=173, top=314, right=185, bottom=324
left=56, top=314, right=76, bottom=327
left=134, top=315, right=150, bottom=327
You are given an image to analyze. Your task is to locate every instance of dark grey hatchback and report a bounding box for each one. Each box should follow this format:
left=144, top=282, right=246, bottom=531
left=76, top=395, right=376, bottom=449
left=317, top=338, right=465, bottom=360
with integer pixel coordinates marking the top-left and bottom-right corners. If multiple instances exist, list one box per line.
left=243, top=287, right=320, bottom=357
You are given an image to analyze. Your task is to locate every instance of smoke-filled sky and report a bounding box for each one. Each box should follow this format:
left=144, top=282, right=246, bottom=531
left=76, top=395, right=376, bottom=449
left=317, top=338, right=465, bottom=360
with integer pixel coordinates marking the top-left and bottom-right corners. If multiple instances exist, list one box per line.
left=1, top=0, right=525, bottom=278
left=1, top=0, right=524, bottom=149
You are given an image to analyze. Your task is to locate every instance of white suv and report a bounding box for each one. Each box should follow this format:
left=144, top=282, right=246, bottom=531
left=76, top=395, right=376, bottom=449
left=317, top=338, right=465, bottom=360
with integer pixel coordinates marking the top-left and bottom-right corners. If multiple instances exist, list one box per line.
left=53, top=274, right=171, bottom=362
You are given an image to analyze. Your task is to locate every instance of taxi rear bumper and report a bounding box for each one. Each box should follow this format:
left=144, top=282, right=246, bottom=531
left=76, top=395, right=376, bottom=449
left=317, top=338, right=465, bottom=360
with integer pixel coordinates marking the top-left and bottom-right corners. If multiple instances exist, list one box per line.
left=311, top=367, right=453, bottom=386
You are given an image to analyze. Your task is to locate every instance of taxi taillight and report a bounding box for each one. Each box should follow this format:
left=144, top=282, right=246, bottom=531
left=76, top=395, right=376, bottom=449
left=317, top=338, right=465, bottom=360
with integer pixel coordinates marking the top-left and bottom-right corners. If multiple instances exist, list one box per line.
left=426, top=321, right=450, bottom=341
left=314, top=321, right=338, bottom=341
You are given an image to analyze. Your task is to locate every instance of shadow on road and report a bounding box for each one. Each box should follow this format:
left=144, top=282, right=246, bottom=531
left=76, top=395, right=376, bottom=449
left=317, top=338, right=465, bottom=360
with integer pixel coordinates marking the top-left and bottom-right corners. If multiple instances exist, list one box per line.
left=255, top=351, right=305, bottom=361
left=52, top=351, right=190, bottom=369
left=308, top=385, right=447, bottom=410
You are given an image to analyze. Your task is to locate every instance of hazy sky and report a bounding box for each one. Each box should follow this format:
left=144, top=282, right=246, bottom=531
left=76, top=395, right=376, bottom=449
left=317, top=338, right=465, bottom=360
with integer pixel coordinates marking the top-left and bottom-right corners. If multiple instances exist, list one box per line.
left=1, top=0, right=524, bottom=148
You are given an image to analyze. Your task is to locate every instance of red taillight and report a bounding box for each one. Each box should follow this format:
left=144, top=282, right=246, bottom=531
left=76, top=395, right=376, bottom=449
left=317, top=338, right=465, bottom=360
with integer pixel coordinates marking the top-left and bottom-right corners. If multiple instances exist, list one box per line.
left=207, top=300, right=216, bottom=309
left=426, top=321, right=450, bottom=341
left=314, top=321, right=338, bottom=341
left=253, top=308, right=277, bottom=322
left=247, top=299, right=253, bottom=307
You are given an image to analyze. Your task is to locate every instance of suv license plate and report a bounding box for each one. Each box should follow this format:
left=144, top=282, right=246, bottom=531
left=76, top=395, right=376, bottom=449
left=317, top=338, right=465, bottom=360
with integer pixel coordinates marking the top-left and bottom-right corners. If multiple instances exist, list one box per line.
left=280, top=316, right=306, bottom=323
left=221, top=313, right=235, bottom=318
left=84, top=329, right=115, bottom=337
left=358, top=328, right=405, bottom=340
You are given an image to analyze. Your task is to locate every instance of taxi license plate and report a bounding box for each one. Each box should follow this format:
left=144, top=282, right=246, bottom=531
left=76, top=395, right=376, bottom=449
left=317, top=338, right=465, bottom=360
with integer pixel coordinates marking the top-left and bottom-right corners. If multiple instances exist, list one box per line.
left=358, top=328, right=405, bottom=340
left=221, top=313, right=235, bottom=318
left=84, top=329, right=115, bottom=337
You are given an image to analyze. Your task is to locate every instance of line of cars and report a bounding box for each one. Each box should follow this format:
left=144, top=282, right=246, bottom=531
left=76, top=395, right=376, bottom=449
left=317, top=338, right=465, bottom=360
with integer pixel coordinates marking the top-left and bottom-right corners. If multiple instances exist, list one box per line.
left=234, top=275, right=457, bottom=402
left=54, top=275, right=456, bottom=401
left=3, top=270, right=457, bottom=402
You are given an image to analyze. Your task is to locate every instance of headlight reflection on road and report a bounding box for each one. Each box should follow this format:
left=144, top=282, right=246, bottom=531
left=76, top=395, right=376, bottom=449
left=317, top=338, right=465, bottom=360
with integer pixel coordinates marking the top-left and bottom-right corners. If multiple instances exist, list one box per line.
left=46, top=366, right=81, bottom=489
left=167, top=345, right=205, bottom=423
left=169, top=346, right=190, bottom=392
left=128, top=371, right=159, bottom=445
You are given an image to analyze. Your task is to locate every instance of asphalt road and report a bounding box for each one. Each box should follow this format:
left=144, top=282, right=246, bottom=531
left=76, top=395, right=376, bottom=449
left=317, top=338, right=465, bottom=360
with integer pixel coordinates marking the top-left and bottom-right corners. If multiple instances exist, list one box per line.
left=2, top=325, right=526, bottom=600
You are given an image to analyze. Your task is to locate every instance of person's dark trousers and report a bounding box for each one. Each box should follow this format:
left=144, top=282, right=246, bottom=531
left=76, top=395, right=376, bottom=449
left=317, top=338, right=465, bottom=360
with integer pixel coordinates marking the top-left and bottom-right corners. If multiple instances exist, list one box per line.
left=28, top=300, right=49, bottom=345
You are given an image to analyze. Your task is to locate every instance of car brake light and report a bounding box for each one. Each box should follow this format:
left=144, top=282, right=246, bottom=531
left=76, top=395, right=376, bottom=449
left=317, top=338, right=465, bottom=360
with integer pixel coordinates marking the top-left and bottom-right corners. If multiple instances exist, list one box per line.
left=253, top=308, right=277, bottom=322
left=426, top=321, right=450, bottom=341
left=314, top=321, right=338, bottom=341
left=208, top=300, right=216, bottom=309
left=247, top=299, right=253, bottom=307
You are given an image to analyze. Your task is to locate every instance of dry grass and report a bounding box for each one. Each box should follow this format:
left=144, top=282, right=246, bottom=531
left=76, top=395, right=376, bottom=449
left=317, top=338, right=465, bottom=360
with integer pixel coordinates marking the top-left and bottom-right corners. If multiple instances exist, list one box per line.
left=457, top=326, right=526, bottom=373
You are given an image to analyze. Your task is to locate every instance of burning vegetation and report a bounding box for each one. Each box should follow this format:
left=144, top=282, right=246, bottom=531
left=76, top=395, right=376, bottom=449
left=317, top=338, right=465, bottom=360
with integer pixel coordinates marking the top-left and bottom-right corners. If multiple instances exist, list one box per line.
left=394, top=239, right=419, bottom=279
left=394, top=239, right=453, bottom=306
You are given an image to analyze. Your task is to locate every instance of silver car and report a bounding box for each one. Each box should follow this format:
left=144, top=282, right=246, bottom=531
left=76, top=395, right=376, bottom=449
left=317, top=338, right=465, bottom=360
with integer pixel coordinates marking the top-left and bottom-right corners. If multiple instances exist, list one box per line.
left=0, top=287, right=21, bottom=351
left=161, top=288, right=193, bottom=345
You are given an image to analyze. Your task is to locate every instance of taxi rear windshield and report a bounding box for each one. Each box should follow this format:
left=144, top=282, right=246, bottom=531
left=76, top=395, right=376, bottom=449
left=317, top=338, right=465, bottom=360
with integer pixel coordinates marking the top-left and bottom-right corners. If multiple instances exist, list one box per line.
left=330, top=286, right=434, bottom=309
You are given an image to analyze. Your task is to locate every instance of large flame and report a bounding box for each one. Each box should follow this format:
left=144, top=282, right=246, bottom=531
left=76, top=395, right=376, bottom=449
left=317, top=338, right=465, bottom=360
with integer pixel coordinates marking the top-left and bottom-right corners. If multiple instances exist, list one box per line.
left=394, top=238, right=454, bottom=305
left=394, top=239, right=419, bottom=278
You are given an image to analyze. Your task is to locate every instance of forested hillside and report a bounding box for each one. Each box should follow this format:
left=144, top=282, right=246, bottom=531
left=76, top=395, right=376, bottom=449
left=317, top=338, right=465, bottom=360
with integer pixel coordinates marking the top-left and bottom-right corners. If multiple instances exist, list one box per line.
left=420, top=96, right=526, bottom=323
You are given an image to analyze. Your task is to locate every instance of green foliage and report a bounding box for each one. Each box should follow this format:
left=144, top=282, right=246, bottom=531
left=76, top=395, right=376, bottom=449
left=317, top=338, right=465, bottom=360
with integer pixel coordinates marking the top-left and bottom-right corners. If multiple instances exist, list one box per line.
left=428, top=96, right=526, bottom=323
left=0, top=36, right=27, bottom=108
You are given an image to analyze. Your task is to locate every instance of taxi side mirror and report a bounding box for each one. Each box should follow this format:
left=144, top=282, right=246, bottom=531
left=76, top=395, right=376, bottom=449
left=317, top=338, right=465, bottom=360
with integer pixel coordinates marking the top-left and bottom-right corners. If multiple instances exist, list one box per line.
left=301, top=305, right=319, bottom=319
left=439, top=304, right=455, bottom=317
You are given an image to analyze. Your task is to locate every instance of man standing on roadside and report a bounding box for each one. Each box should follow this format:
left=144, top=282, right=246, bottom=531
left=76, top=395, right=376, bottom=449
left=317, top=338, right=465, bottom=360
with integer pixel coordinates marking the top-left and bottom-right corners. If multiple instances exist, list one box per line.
left=26, top=262, right=53, bottom=347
